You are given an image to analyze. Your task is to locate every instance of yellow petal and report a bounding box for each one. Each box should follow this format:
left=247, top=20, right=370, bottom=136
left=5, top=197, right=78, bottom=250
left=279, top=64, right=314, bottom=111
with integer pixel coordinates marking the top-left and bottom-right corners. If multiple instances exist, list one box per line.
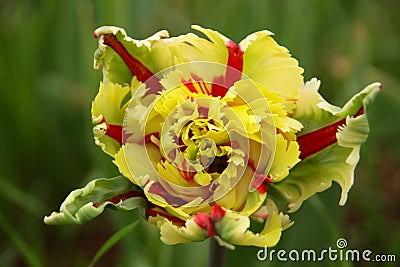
left=269, top=134, right=300, bottom=182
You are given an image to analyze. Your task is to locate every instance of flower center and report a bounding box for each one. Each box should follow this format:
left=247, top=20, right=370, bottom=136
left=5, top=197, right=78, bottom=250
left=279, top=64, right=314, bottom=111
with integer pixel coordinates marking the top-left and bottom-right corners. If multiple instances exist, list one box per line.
left=122, top=62, right=276, bottom=207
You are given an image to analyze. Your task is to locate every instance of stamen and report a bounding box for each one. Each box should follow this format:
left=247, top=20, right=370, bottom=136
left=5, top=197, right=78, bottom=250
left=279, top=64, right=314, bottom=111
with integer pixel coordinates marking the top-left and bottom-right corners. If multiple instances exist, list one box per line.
left=143, top=132, right=160, bottom=144
left=150, top=135, right=160, bottom=147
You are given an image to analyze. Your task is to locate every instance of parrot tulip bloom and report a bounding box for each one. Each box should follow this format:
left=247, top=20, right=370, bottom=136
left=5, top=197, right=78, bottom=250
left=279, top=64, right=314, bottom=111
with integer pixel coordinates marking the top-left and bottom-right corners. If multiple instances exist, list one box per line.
left=44, top=25, right=380, bottom=249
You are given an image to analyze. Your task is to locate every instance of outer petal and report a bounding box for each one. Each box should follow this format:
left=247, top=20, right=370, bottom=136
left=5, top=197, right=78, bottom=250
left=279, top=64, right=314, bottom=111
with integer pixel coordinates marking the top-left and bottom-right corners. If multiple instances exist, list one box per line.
left=292, top=78, right=338, bottom=134
left=216, top=167, right=262, bottom=212
left=92, top=81, right=131, bottom=124
left=154, top=206, right=283, bottom=248
left=214, top=209, right=282, bottom=247
left=92, top=81, right=130, bottom=156
left=177, top=26, right=304, bottom=100
left=113, top=147, right=133, bottom=180
left=44, top=176, right=147, bottom=225
left=239, top=31, right=304, bottom=98
left=170, top=25, right=229, bottom=64
left=156, top=216, right=209, bottom=244
left=94, top=25, right=229, bottom=87
left=270, top=82, right=380, bottom=212
left=268, top=134, right=300, bottom=183
left=94, top=26, right=171, bottom=85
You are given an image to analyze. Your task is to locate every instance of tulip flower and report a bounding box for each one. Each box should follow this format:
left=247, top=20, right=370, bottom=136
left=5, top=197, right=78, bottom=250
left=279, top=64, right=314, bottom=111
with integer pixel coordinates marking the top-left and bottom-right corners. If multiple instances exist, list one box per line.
left=45, top=25, right=380, bottom=254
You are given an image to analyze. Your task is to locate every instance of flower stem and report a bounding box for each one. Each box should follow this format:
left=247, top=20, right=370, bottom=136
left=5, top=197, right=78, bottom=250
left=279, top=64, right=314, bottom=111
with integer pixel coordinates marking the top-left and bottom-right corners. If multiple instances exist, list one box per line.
left=208, top=238, right=227, bottom=267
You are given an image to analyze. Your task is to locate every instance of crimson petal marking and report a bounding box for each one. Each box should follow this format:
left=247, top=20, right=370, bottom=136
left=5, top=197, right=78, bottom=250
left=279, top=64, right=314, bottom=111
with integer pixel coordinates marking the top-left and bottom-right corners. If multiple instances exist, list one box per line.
left=297, top=107, right=364, bottom=160
left=225, top=40, right=244, bottom=84
left=93, top=190, right=145, bottom=208
left=102, top=34, right=163, bottom=94
left=211, top=40, right=244, bottom=97
left=99, top=116, right=123, bottom=145
left=194, top=212, right=216, bottom=237
left=146, top=207, right=186, bottom=226
left=209, top=205, right=226, bottom=222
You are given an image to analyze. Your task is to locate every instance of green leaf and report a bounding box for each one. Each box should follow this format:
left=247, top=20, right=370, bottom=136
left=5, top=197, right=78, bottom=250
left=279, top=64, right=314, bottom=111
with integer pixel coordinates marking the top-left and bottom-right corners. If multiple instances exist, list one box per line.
left=88, top=221, right=139, bottom=267
left=0, top=213, right=43, bottom=267
left=43, top=176, right=147, bottom=225
left=0, top=177, right=46, bottom=217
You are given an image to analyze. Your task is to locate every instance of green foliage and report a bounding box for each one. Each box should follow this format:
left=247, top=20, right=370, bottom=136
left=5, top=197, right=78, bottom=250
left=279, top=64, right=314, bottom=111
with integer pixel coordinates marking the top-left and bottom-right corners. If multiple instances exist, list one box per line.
left=0, top=0, right=399, bottom=266
left=88, top=221, right=139, bottom=267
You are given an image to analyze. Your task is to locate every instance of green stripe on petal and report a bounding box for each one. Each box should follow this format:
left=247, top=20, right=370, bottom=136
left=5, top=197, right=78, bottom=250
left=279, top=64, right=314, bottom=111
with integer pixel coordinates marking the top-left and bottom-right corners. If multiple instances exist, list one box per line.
left=44, top=176, right=146, bottom=225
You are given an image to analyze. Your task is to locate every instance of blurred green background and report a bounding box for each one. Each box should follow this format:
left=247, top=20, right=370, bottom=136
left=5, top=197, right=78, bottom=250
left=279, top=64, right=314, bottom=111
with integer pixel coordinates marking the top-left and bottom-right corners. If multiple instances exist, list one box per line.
left=1, top=0, right=399, bottom=266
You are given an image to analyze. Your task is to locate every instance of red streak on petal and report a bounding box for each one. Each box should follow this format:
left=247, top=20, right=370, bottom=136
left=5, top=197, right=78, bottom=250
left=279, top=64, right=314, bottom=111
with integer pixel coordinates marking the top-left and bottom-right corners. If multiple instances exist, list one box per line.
left=181, top=78, right=198, bottom=94
left=256, top=183, right=268, bottom=194
left=175, top=160, right=196, bottom=184
left=181, top=74, right=211, bottom=95
left=146, top=208, right=186, bottom=226
left=93, top=190, right=145, bottom=208
left=193, top=212, right=209, bottom=229
left=247, top=158, right=256, bottom=172
left=298, top=107, right=364, bottom=160
left=100, top=116, right=123, bottom=145
left=211, top=77, right=228, bottom=98
left=210, top=205, right=226, bottom=222
left=211, top=40, right=244, bottom=97
left=251, top=172, right=272, bottom=194
left=225, top=40, right=244, bottom=84
left=193, top=212, right=216, bottom=237
left=148, top=182, right=189, bottom=206
left=102, top=34, right=163, bottom=94
left=247, top=158, right=272, bottom=194
left=192, top=74, right=210, bottom=94
left=106, top=123, right=123, bottom=145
